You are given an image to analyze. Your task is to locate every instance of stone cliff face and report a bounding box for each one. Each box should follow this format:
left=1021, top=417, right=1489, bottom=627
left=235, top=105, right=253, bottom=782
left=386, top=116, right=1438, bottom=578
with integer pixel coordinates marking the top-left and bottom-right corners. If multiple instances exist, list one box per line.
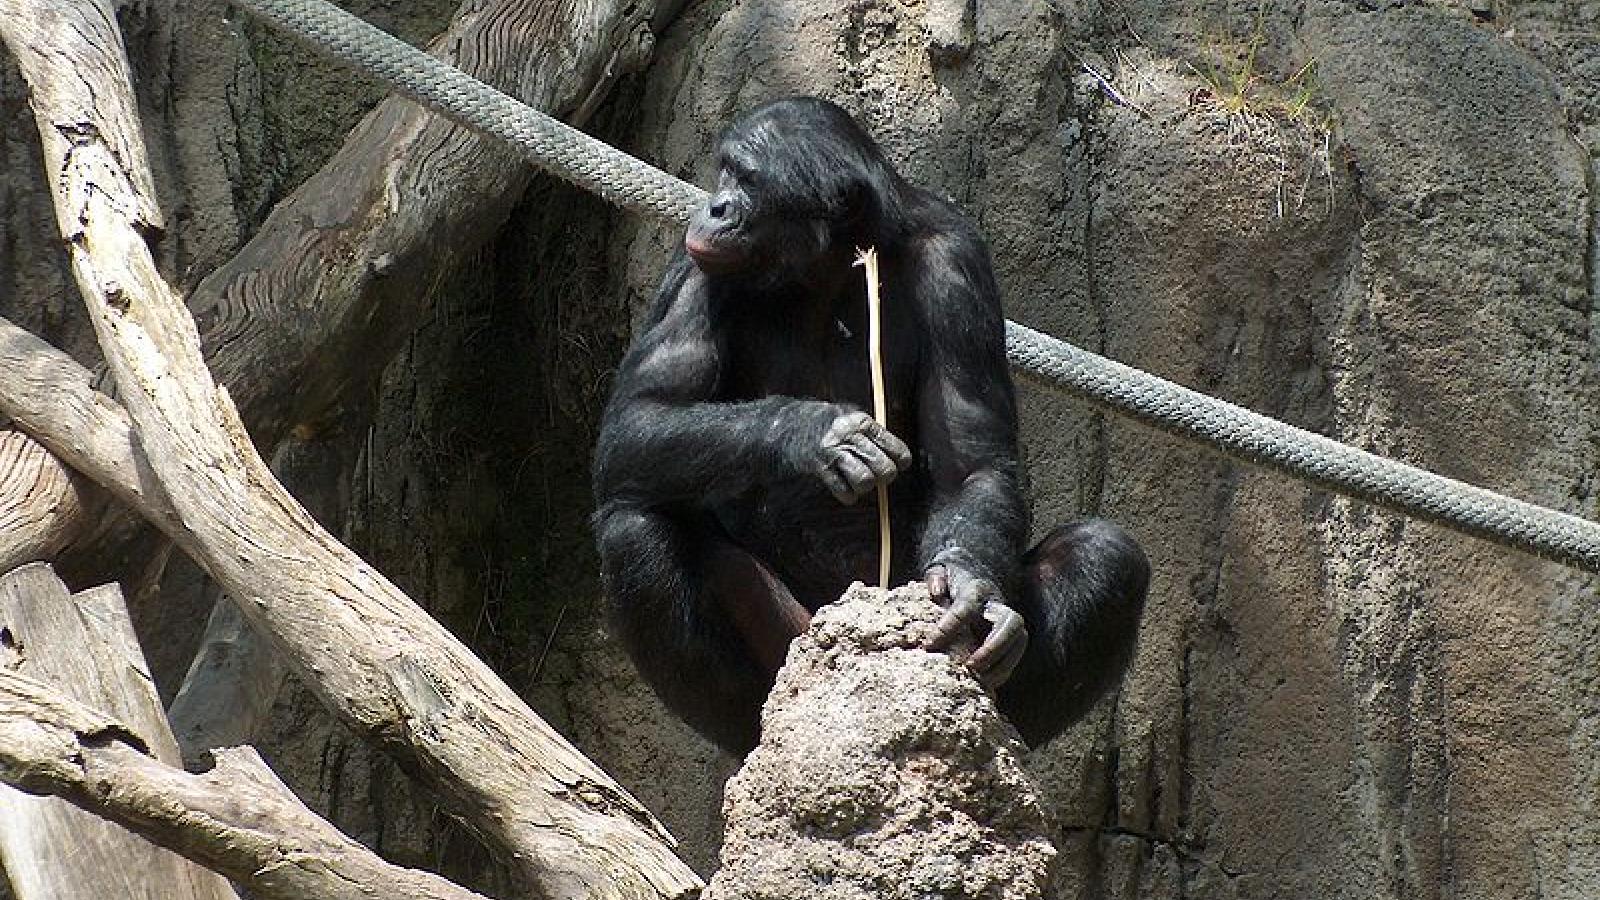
left=2, top=0, right=1597, bottom=897
left=583, top=2, right=1600, bottom=897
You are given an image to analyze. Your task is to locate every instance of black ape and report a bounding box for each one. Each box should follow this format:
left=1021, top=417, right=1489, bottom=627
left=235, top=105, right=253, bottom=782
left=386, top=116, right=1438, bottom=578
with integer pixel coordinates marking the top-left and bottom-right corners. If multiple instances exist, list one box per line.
left=593, top=98, right=1149, bottom=754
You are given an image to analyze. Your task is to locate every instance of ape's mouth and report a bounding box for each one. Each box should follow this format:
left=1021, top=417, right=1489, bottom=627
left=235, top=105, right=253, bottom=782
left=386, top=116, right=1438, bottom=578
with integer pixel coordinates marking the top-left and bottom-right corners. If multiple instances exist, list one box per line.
left=686, top=237, right=743, bottom=272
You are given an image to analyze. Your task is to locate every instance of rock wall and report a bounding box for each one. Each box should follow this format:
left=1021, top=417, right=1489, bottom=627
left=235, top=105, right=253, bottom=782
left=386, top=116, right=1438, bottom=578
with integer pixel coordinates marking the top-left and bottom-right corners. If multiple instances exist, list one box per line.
left=2, top=0, right=1598, bottom=897
left=591, top=1, right=1600, bottom=897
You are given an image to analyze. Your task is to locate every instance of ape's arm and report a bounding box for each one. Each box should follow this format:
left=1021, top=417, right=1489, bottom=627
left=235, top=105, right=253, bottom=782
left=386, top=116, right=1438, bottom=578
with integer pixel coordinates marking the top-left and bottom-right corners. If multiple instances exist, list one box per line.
left=912, top=229, right=1027, bottom=583
left=595, top=255, right=908, bottom=508
left=911, top=227, right=1030, bottom=677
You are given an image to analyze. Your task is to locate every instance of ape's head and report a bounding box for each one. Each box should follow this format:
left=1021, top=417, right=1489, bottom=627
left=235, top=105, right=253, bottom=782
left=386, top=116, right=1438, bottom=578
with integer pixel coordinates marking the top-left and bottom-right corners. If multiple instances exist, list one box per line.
left=685, top=97, right=906, bottom=281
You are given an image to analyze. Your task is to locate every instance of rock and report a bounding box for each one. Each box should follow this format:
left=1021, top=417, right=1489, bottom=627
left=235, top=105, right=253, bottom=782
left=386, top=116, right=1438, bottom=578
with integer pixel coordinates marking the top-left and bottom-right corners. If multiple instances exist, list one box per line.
left=705, top=582, right=1056, bottom=900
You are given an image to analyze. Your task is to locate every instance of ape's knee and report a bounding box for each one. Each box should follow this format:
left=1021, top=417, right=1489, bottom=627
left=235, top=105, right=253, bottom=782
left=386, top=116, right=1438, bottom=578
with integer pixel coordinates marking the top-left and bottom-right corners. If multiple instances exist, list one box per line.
left=1029, top=518, right=1150, bottom=614
left=1003, top=519, right=1150, bottom=747
left=595, top=504, right=671, bottom=584
left=594, top=503, right=649, bottom=560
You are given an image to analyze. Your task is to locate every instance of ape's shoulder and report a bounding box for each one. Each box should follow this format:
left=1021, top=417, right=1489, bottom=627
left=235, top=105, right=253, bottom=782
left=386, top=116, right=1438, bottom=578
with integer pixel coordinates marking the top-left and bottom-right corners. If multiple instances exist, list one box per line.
left=893, top=187, right=999, bottom=313
left=898, top=186, right=994, bottom=269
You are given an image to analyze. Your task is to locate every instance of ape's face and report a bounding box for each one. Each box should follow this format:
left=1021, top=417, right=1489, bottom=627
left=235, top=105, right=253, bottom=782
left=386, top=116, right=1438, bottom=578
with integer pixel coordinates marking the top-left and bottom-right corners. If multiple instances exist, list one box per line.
left=684, top=114, right=871, bottom=280
left=683, top=162, right=768, bottom=275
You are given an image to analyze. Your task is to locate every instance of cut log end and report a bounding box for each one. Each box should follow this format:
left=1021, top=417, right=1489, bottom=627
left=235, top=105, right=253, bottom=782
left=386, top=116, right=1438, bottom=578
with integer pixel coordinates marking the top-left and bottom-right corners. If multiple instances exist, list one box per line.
left=708, top=581, right=1057, bottom=900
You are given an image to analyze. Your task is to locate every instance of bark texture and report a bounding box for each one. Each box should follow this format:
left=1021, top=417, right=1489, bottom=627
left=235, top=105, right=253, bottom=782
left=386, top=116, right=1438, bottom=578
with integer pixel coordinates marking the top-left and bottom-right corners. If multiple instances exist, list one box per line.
left=0, top=565, right=237, bottom=900
left=706, top=583, right=1056, bottom=900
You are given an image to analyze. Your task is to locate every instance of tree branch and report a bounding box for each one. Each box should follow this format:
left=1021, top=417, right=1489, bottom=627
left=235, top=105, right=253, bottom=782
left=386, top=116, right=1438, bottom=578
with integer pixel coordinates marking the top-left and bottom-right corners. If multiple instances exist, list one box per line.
left=0, top=315, right=180, bottom=538
left=0, top=428, right=92, bottom=573
left=0, top=667, right=492, bottom=900
left=0, top=1, right=700, bottom=896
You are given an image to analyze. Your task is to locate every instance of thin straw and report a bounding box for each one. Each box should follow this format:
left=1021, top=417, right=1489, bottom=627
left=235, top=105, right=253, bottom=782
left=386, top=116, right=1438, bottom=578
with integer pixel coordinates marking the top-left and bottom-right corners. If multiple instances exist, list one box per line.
left=854, top=247, right=891, bottom=588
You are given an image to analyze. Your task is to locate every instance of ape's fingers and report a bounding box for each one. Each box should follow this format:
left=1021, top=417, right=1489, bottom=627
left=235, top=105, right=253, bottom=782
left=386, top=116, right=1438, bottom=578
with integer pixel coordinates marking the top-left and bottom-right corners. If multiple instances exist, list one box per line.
left=844, top=432, right=899, bottom=482
left=978, top=638, right=1027, bottom=690
left=926, top=595, right=983, bottom=651
left=824, top=411, right=875, bottom=445
left=817, top=464, right=854, bottom=505
left=860, top=419, right=912, bottom=469
left=834, top=452, right=876, bottom=497
left=967, top=603, right=1026, bottom=674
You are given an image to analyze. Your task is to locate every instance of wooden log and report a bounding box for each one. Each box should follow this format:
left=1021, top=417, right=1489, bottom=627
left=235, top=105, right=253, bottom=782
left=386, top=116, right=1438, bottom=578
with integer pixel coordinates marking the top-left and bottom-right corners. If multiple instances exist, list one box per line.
left=0, top=666, right=491, bottom=900
left=0, top=563, right=238, bottom=900
left=0, top=428, right=91, bottom=573
left=0, top=1, right=701, bottom=897
left=191, top=0, right=662, bottom=450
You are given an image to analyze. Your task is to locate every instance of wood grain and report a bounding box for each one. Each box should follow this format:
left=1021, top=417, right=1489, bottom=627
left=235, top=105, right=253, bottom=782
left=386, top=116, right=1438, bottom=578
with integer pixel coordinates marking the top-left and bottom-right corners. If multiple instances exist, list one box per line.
left=0, top=564, right=238, bottom=900
left=0, top=428, right=90, bottom=573
left=192, top=0, right=659, bottom=450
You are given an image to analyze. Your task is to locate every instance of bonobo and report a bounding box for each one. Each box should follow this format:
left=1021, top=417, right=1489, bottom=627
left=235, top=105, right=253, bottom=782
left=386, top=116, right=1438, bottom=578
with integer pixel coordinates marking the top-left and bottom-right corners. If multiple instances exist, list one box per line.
left=593, top=97, right=1149, bottom=753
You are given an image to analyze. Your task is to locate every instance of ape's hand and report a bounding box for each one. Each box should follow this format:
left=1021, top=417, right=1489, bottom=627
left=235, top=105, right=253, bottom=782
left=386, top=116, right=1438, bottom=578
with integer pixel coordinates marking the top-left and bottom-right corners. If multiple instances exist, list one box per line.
left=924, top=563, right=1027, bottom=689
left=810, top=409, right=912, bottom=505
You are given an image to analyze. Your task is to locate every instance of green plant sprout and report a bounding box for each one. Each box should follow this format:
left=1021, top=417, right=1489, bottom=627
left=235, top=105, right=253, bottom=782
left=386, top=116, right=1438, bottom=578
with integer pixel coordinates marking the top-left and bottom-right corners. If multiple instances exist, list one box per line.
left=1189, top=4, right=1332, bottom=132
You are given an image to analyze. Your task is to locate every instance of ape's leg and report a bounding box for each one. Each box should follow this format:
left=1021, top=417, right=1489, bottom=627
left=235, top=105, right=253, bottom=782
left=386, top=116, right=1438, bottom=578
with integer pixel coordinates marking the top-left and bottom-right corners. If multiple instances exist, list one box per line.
left=997, top=519, right=1150, bottom=746
left=594, top=504, right=809, bottom=754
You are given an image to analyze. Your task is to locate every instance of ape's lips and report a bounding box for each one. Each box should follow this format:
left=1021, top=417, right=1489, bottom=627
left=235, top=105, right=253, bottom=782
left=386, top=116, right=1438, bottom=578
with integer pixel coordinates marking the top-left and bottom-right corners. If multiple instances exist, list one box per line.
left=685, top=236, right=739, bottom=270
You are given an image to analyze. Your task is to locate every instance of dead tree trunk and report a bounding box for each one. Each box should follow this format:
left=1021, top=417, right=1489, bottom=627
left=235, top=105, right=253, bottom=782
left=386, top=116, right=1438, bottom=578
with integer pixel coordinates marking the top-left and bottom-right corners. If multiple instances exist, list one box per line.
left=2, top=0, right=688, bottom=828
left=0, top=564, right=237, bottom=900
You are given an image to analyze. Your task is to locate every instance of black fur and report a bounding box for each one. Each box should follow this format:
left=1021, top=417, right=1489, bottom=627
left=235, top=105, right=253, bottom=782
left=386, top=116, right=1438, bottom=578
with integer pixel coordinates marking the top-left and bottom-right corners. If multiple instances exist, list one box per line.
left=593, top=98, right=1149, bottom=753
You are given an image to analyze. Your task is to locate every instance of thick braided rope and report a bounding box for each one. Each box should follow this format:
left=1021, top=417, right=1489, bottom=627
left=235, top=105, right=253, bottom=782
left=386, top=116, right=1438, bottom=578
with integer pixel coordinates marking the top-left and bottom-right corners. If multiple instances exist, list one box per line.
left=227, top=0, right=1600, bottom=574
left=232, top=0, right=705, bottom=222
left=1008, top=322, right=1600, bottom=571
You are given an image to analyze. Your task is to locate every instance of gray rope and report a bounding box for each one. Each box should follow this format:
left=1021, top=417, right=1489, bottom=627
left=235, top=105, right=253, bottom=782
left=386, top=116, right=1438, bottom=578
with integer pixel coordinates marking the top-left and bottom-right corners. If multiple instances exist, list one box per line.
left=230, top=0, right=705, bottom=222
left=1007, top=322, right=1600, bottom=572
left=226, top=0, right=1600, bottom=574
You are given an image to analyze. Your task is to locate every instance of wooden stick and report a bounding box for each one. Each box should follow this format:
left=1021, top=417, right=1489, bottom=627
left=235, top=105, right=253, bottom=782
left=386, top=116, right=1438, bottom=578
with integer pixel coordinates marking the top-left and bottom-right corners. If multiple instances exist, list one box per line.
left=854, top=248, right=892, bottom=588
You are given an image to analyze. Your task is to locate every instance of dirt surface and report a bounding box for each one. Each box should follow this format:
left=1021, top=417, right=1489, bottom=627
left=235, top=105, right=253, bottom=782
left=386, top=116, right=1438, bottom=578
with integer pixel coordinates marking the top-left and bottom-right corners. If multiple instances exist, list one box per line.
left=707, top=582, right=1056, bottom=900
